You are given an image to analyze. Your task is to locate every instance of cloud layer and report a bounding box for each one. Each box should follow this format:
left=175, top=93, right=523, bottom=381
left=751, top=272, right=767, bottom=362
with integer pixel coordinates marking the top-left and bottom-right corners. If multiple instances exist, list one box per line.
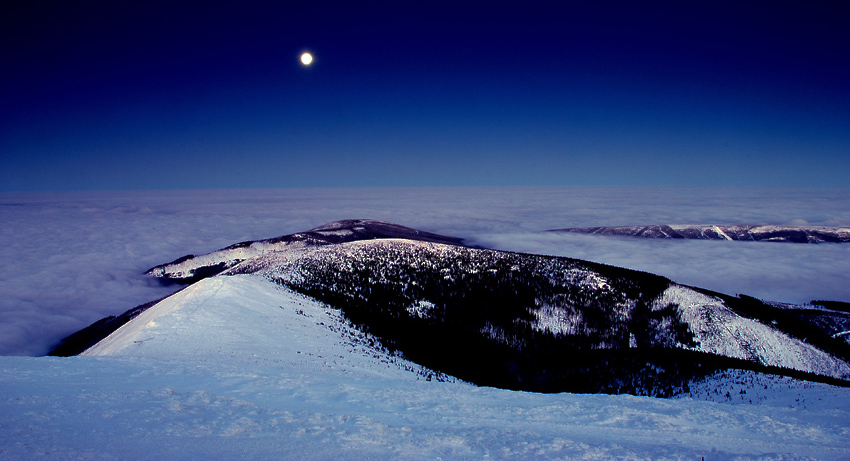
left=2, top=186, right=849, bottom=356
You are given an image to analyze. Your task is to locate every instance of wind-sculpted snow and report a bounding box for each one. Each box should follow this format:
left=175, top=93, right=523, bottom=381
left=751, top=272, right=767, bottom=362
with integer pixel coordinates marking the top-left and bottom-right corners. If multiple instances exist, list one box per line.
left=552, top=224, right=850, bottom=243
left=84, top=275, right=447, bottom=382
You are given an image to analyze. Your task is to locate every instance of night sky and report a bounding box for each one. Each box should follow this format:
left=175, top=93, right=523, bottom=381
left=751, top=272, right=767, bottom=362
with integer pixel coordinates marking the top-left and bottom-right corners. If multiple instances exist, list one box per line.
left=2, top=1, right=849, bottom=191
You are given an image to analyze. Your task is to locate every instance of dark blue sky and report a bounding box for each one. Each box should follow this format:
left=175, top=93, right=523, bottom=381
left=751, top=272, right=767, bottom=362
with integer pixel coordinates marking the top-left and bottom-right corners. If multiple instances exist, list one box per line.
left=2, top=1, right=849, bottom=190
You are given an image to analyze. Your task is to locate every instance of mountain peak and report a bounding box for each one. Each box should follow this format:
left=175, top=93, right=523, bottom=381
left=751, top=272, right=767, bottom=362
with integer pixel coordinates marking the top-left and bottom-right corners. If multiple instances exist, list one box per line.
left=144, top=220, right=466, bottom=284
left=304, top=219, right=465, bottom=246
left=308, top=218, right=389, bottom=231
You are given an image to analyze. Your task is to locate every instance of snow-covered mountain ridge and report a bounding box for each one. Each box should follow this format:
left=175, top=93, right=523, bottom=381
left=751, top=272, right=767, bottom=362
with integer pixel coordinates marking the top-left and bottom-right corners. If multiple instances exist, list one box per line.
left=82, top=274, right=448, bottom=383
left=146, top=219, right=465, bottom=283
left=550, top=224, right=850, bottom=243
left=60, top=220, right=850, bottom=396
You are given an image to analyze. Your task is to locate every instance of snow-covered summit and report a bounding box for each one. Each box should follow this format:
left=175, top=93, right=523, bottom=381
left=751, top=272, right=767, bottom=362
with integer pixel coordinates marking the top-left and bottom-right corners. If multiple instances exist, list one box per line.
left=145, top=219, right=465, bottom=283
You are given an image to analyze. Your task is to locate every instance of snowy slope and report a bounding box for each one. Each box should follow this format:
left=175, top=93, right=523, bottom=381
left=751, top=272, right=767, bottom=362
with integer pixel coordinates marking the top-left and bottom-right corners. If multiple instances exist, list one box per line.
left=4, top=272, right=850, bottom=459
left=83, top=274, right=441, bottom=382
left=657, top=284, right=850, bottom=378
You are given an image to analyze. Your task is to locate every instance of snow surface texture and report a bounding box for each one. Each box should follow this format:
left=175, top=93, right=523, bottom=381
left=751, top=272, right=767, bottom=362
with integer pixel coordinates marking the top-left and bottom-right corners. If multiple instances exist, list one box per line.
left=84, top=275, right=441, bottom=383
left=4, top=273, right=850, bottom=459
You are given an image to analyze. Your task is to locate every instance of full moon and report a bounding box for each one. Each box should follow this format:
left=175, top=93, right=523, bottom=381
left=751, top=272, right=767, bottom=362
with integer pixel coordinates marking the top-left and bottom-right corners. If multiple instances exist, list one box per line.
left=300, top=53, right=313, bottom=65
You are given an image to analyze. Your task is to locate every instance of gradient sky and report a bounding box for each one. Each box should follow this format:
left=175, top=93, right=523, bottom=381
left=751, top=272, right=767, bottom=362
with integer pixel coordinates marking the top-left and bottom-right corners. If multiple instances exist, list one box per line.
left=2, top=1, right=849, bottom=190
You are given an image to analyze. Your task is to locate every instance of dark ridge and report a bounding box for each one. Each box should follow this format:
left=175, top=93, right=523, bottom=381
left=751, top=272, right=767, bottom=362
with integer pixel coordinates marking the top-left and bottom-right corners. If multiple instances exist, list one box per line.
left=812, top=300, right=850, bottom=313
left=145, top=260, right=238, bottom=285
left=257, top=219, right=466, bottom=247
left=496, top=348, right=850, bottom=395
left=674, top=351, right=850, bottom=391
left=299, top=219, right=467, bottom=246
left=161, top=254, right=195, bottom=266
left=47, top=291, right=180, bottom=357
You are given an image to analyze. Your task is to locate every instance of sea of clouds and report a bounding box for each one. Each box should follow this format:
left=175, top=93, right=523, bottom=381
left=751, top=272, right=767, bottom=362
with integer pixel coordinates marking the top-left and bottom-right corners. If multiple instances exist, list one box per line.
left=2, top=186, right=849, bottom=356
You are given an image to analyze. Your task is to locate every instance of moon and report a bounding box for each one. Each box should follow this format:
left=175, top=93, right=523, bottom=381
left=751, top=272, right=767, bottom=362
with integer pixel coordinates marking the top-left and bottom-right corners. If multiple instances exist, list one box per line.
left=300, top=52, right=313, bottom=65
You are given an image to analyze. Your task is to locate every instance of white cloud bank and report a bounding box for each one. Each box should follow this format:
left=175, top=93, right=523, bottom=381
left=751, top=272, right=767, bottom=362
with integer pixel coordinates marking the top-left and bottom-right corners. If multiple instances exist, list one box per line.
left=1, top=186, right=849, bottom=356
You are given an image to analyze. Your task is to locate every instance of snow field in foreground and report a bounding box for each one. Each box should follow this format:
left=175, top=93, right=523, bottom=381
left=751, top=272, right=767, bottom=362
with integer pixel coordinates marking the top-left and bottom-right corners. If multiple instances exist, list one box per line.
left=2, top=274, right=850, bottom=459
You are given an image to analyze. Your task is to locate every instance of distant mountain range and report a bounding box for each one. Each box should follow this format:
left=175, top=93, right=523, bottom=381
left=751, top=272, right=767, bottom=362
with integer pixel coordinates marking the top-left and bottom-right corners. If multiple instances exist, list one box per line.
left=549, top=224, right=850, bottom=243
left=51, top=220, right=850, bottom=396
